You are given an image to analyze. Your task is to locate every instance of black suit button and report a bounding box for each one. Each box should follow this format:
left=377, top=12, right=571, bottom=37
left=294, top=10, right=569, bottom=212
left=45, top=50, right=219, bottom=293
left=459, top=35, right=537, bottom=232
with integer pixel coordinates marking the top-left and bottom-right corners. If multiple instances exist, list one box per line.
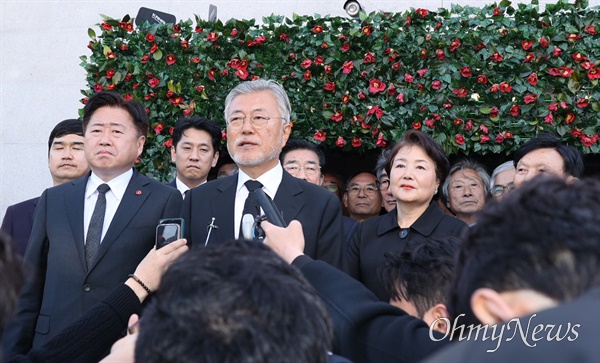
left=83, top=284, right=91, bottom=292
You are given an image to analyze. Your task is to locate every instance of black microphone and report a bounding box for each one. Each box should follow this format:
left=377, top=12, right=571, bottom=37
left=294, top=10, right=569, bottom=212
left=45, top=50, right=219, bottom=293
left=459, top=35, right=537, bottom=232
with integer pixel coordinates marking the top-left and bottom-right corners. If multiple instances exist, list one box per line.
left=254, top=189, right=287, bottom=227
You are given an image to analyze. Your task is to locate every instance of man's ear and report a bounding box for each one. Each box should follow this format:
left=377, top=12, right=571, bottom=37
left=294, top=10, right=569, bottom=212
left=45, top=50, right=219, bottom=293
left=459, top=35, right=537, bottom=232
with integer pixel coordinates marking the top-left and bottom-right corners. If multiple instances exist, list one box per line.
left=424, top=303, right=451, bottom=334
left=211, top=151, right=219, bottom=168
left=171, top=146, right=177, bottom=163
left=470, top=287, right=516, bottom=325
left=342, top=193, right=349, bottom=208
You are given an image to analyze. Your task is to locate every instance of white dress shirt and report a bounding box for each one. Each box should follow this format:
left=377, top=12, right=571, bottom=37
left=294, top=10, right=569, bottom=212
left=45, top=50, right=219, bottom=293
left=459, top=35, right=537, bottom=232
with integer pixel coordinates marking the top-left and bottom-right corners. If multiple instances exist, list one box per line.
left=175, top=177, right=206, bottom=199
left=83, top=169, right=133, bottom=245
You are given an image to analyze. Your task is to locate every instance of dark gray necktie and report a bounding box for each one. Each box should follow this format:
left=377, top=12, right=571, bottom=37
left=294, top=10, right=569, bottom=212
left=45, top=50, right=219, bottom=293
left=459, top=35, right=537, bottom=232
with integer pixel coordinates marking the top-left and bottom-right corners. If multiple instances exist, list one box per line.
left=85, top=183, right=110, bottom=268
left=239, top=180, right=263, bottom=238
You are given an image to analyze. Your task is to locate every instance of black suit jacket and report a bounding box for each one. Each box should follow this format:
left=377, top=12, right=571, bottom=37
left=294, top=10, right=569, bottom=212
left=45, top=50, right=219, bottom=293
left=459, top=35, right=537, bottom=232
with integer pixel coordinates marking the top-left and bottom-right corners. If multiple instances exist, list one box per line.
left=182, top=171, right=346, bottom=269
left=1, top=197, right=39, bottom=256
left=294, top=255, right=448, bottom=363
left=3, top=169, right=182, bottom=360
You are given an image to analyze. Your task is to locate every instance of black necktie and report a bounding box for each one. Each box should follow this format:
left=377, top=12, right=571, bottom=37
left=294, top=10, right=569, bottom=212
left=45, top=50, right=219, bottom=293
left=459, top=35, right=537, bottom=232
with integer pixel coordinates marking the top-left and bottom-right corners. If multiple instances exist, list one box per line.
left=184, top=189, right=190, bottom=200
left=240, top=180, right=263, bottom=238
left=85, top=183, right=110, bottom=268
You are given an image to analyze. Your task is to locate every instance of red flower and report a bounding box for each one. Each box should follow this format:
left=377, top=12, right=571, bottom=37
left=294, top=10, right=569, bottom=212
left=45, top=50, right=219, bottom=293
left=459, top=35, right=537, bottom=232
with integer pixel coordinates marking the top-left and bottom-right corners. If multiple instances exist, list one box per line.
left=314, top=130, right=327, bottom=142
left=460, top=67, right=472, bottom=77
left=572, top=53, right=587, bottom=63
left=342, top=94, right=351, bottom=104
left=419, top=49, right=427, bottom=59
left=387, top=85, right=397, bottom=96
left=220, top=130, right=226, bottom=140
left=416, top=8, right=428, bottom=18
left=588, top=68, right=600, bottom=80
left=404, top=74, right=414, bottom=83
left=412, top=121, right=422, bottom=130
left=580, top=134, right=599, bottom=147
left=527, top=73, right=538, bottom=86
left=120, top=44, right=129, bottom=51
left=431, top=80, right=443, bottom=90
left=449, top=39, right=461, bottom=52
left=315, top=56, right=324, bottom=65
left=366, top=106, right=384, bottom=119
left=376, top=134, right=387, bottom=148
left=581, top=61, right=594, bottom=70
left=417, top=69, right=428, bottom=78
left=544, top=113, right=554, bottom=124
left=417, top=84, right=425, bottom=91
left=195, top=26, right=203, bottom=33
left=405, top=16, right=412, bottom=27
left=548, top=103, right=558, bottom=112
left=208, top=68, right=217, bottom=81
left=444, top=103, right=453, bottom=110
left=465, top=120, right=473, bottom=131
left=190, top=57, right=201, bottom=64
left=577, top=98, right=589, bottom=108
left=303, top=70, right=311, bottom=81
left=235, top=68, right=249, bottom=80
left=521, top=40, right=533, bottom=50
left=342, top=61, right=354, bottom=74
left=221, top=69, right=229, bottom=76
left=230, top=29, right=239, bottom=38
left=567, top=34, right=581, bottom=42
left=425, top=119, right=435, bottom=129
left=490, top=52, right=503, bottom=62
left=452, top=88, right=468, bottom=98
left=552, top=47, right=562, bottom=58
left=163, top=139, right=173, bottom=148
left=300, top=59, right=312, bottom=69
left=474, top=42, right=486, bottom=51
left=367, top=79, right=386, bottom=94
left=392, top=62, right=401, bottom=70
left=341, top=43, right=350, bottom=53
left=524, top=52, right=535, bottom=63
left=480, top=135, right=490, bottom=144
left=123, top=73, right=131, bottom=82
left=323, top=82, right=336, bottom=92
left=548, top=66, right=573, bottom=78
left=477, top=75, right=488, bottom=84
left=180, top=40, right=189, bottom=50
left=148, top=78, right=160, bottom=88
left=362, top=26, right=372, bottom=36
left=331, top=111, right=343, bottom=122
left=496, top=134, right=505, bottom=143
left=358, top=92, right=366, bottom=100
left=539, top=37, right=549, bottom=48
left=436, top=49, right=445, bottom=60
left=351, top=137, right=362, bottom=148
left=489, top=107, right=499, bottom=119
left=499, top=82, right=512, bottom=93
left=93, top=83, right=103, bottom=92
left=397, top=93, right=405, bottom=103
left=279, top=33, right=289, bottom=42
left=121, top=22, right=134, bottom=32
left=510, top=105, right=521, bottom=116
left=150, top=43, right=159, bottom=54
left=455, top=134, right=465, bottom=145
left=324, top=65, right=332, bottom=74
left=207, top=32, right=218, bottom=42
left=106, top=52, right=117, bottom=59
left=565, top=113, right=576, bottom=124
left=363, top=52, right=376, bottom=64
left=584, top=25, right=597, bottom=35
left=101, top=22, right=112, bottom=31
left=196, top=85, right=205, bottom=93
left=524, top=94, right=538, bottom=104
left=312, top=25, right=323, bottom=33
left=105, top=69, right=115, bottom=79
left=452, top=118, right=462, bottom=126
left=493, top=7, right=502, bottom=16
left=166, top=54, right=176, bottom=66
left=145, top=33, right=155, bottom=42
left=336, top=137, right=346, bottom=147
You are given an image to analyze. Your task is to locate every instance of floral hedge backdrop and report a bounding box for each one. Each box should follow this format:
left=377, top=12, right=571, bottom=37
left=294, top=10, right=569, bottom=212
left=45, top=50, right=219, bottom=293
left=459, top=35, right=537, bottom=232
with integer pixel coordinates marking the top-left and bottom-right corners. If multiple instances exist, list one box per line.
left=80, top=0, right=600, bottom=181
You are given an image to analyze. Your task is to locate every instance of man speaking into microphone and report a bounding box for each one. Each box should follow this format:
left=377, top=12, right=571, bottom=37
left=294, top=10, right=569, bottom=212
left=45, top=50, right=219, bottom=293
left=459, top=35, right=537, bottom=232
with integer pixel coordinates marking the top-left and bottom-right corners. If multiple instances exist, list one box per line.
left=181, top=80, right=346, bottom=270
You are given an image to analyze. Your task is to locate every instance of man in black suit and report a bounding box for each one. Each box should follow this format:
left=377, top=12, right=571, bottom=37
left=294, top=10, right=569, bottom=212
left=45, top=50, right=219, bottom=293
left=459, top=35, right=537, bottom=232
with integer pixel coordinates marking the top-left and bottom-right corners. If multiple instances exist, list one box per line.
left=167, top=116, right=221, bottom=197
left=182, top=80, right=345, bottom=269
left=1, top=119, right=90, bottom=256
left=3, top=92, right=182, bottom=360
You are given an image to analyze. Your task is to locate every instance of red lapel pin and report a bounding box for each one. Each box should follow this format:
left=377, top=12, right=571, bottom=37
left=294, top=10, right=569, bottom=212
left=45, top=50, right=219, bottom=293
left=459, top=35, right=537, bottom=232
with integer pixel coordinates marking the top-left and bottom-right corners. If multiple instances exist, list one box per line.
left=135, top=190, right=142, bottom=195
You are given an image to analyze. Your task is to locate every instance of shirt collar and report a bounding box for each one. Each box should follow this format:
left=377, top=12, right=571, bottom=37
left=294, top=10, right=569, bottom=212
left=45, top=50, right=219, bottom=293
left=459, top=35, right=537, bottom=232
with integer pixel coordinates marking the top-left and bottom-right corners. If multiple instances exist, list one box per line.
left=86, top=168, right=133, bottom=201
left=377, top=201, right=446, bottom=237
left=175, top=177, right=206, bottom=196
left=236, top=163, right=283, bottom=198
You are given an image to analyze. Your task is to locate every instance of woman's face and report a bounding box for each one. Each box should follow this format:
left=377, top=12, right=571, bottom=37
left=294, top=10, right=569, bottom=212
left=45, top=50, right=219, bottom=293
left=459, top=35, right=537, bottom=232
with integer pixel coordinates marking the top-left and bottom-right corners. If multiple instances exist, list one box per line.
left=389, top=145, right=439, bottom=206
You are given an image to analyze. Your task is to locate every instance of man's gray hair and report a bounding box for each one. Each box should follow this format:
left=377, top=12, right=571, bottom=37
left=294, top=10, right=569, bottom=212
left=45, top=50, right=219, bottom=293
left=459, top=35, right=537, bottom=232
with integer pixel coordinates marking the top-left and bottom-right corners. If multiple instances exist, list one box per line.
left=224, top=79, right=291, bottom=124
left=375, top=148, right=392, bottom=181
left=442, top=159, right=491, bottom=203
left=490, top=160, right=515, bottom=189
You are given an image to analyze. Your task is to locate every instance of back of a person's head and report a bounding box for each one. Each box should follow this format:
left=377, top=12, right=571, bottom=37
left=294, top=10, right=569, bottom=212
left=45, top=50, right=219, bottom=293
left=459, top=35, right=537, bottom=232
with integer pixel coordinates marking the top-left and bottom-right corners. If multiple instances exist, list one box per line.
left=513, top=132, right=584, bottom=178
left=135, top=240, right=332, bottom=363
left=379, top=236, right=460, bottom=317
left=449, top=176, right=600, bottom=325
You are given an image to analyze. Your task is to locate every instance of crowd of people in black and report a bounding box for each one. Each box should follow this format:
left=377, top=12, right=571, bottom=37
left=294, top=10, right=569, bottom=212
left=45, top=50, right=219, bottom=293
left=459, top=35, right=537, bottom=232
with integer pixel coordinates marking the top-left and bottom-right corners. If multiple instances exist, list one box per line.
left=1, top=79, right=598, bottom=363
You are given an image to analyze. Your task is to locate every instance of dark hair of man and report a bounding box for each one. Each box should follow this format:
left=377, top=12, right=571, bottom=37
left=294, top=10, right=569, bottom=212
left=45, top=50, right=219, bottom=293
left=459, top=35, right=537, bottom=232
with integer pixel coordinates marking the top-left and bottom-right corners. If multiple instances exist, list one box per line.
left=47, top=119, right=84, bottom=154
left=172, top=115, right=222, bottom=153
left=379, top=236, right=460, bottom=317
left=344, top=170, right=378, bottom=192
left=135, top=240, right=333, bottom=363
left=375, top=147, right=393, bottom=180
left=82, top=91, right=149, bottom=137
left=0, top=231, right=23, bottom=334
left=280, top=139, right=326, bottom=168
left=385, top=130, right=450, bottom=185
left=448, top=176, right=600, bottom=325
left=513, top=132, right=584, bottom=178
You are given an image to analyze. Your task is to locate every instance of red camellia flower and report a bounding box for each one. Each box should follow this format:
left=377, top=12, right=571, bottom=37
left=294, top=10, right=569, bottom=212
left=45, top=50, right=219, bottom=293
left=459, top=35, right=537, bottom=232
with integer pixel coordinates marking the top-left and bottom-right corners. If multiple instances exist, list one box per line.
left=105, top=69, right=115, bottom=79
left=524, top=52, right=535, bottom=63
left=312, top=25, right=323, bottom=33
left=572, top=53, right=587, bottom=63
left=342, top=94, right=350, bottom=104
left=182, top=109, right=191, bottom=117
left=342, top=61, right=354, bottom=74
left=417, top=69, right=428, bottom=78
left=106, top=52, right=117, bottom=59
left=588, top=68, right=600, bottom=80
left=489, top=108, right=499, bottom=119
left=584, top=25, right=597, bottom=35
left=148, top=78, right=160, bottom=88
left=444, top=103, right=453, bottom=109
left=363, top=52, right=376, bottom=64
left=496, top=134, right=505, bottom=143
left=548, top=66, right=574, bottom=78
left=324, top=65, right=332, bottom=74
left=449, top=39, right=461, bottom=52
left=490, top=52, right=503, bottom=62
left=230, top=29, right=239, bottom=38
left=146, top=33, right=155, bottom=42
left=405, top=73, right=414, bottom=83
left=336, top=137, right=346, bottom=147
left=180, top=40, right=189, bottom=50
left=460, top=67, right=472, bottom=77
left=314, top=130, right=326, bottom=142
left=166, top=54, right=176, bottom=65
left=366, top=106, right=384, bottom=119
left=315, top=56, right=324, bottom=65
left=397, top=93, right=405, bottom=103
left=581, top=61, right=594, bottom=70
left=387, top=85, right=397, bottom=96
left=480, top=135, right=490, bottom=144
left=452, top=88, right=468, bottom=98
left=279, top=33, right=289, bottom=42
left=208, top=68, right=217, bottom=81
left=477, top=75, right=488, bottom=84
left=412, top=121, right=422, bottom=130
left=331, top=111, right=343, bottom=122
left=552, top=47, right=562, bottom=57
left=120, top=44, right=129, bottom=51
left=124, top=73, right=132, bottom=82
left=300, top=59, right=312, bottom=69
left=416, top=8, right=428, bottom=17
left=521, top=40, right=533, bottom=50
left=93, top=83, right=103, bottom=93
left=341, top=43, right=350, bottom=53
left=524, top=94, right=538, bottom=104
left=455, top=134, right=465, bottom=145
left=580, top=134, right=599, bottom=147
left=510, top=105, right=521, bottom=116
left=303, top=70, right=311, bottom=80
left=323, top=82, right=336, bottom=92
left=431, top=80, right=443, bottom=90
left=196, top=85, right=205, bottom=93
left=392, top=62, right=401, bottom=70
left=564, top=113, right=576, bottom=124
left=351, top=137, right=362, bottom=148
left=539, top=37, right=549, bottom=48
left=376, top=134, right=387, bottom=148
left=474, top=42, right=486, bottom=51
left=454, top=118, right=463, bottom=126
left=493, top=7, right=502, bottom=16
left=465, top=120, right=473, bottom=131
left=425, top=119, right=435, bottom=129
left=527, top=73, right=538, bottom=86
left=150, top=43, right=159, bottom=54
left=577, top=98, right=589, bottom=108
left=207, top=32, right=218, bottom=42
left=161, top=139, right=172, bottom=148
left=221, top=69, right=229, bottom=76
left=101, top=22, right=112, bottom=31
left=436, top=49, right=445, bottom=60
left=362, top=26, right=372, bottom=36
left=358, top=92, right=366, bottom=100
left=544, top=113, right=554, bottom=124
left=548, top=103, right=558, bottom=111
left=419, top=49, right=427, bottom=59
left=191, top=57, right=201, bottom=64
left=235, top=68, right=249, bottom=80
left=106, top=84, right=116, bottom=91
left=499, top=82, right=512, bottom=93
left=368, top=79, right=386, bottom=94
left=567, top=33, right=581, bottom=42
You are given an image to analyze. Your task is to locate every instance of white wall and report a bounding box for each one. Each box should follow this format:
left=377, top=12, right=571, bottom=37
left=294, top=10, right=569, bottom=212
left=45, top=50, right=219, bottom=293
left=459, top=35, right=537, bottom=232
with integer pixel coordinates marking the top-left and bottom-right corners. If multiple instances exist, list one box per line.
left=1, top=0, right=597, bottom=220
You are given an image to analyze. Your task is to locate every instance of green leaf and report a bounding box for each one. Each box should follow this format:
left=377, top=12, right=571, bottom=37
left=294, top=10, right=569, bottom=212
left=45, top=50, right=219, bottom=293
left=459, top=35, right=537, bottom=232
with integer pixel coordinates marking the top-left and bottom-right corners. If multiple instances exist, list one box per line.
left=153, top=49, right=163, bottom=60
left=88, top=28, right=96, bottom=39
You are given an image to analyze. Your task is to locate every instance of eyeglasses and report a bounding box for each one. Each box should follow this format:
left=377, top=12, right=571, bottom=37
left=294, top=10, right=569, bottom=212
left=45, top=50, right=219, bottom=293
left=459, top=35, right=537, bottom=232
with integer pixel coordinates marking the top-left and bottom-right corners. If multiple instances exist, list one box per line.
left=346, top=185, right=379, bottom=196
left=491, top=182, right=515, bottom=197
left=227, top=115, right=286, bottom=130
left=284, top=163, right=321, bottom=176
left=379, top=179, right=390, bottom=191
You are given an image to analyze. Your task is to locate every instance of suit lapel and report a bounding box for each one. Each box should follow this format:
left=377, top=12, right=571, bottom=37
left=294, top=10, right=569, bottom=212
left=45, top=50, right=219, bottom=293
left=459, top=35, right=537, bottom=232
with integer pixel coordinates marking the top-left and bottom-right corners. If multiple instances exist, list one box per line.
left=66, top=174, right=89, bottom=270
left=90, top=170, right=150, bottom=270
left=274, top=172, right=304, bottom=224
left=212, top=176, right=237, bottom=242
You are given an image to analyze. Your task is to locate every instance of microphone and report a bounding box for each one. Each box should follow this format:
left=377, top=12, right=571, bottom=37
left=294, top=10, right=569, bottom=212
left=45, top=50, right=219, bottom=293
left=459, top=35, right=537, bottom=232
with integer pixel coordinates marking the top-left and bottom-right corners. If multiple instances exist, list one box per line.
left=254, top=189, right=287, bottom=227
left=241, top=213, right=255, bottom=239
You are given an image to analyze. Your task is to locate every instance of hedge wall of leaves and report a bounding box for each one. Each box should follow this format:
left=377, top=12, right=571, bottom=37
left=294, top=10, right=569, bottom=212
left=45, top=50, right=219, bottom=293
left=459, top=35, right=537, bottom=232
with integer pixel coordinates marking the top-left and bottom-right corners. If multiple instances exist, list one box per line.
left=80, top=0, right=600, bottom=181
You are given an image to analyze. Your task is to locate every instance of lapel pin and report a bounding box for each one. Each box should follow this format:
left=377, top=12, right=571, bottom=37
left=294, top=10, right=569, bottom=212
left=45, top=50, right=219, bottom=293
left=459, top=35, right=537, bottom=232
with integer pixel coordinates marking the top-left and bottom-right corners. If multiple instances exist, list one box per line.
left=136, top=190, right=142, bottom=195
